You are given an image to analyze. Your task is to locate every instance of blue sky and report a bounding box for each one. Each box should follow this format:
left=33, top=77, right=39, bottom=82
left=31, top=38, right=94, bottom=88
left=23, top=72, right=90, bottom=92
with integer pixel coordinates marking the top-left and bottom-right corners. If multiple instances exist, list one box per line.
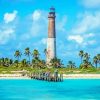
left=0, top=0, right=100, bottom=66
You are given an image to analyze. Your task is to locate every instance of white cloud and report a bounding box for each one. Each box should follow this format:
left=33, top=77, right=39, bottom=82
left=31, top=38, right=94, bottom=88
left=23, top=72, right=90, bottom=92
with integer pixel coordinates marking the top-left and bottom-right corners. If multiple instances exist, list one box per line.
left=87, top=40, right=96, bottom=45
left=4, top=10, right=18, bottom=23
left=0, top=28, right=15, bottom=44
left=67, top=33, right=96, bottom=45
left=72, top=12, right=100, bottom=34
left=40, top=38, right=47, bottom=45
left=30, top=22, right=44, bottom=36
left=32, top=10, right=41, bottom=21
left=82, top=40, right=96, bottom=46
left=81, top=0, right=100, bottom=8
left=19, top=10, right=48, bottom=41
left=21, top=9, right=67, bottom=40
left=69, top=12, right=99, bottom=47
left=34, top=38, right=47, bottom=46
left=30, top=10, right=47, bottom=37
left=56, top=16, right=67, bottom=32
left=84, top=33, right=95, bottom=38
left=68, top=35, right=83, bottom=44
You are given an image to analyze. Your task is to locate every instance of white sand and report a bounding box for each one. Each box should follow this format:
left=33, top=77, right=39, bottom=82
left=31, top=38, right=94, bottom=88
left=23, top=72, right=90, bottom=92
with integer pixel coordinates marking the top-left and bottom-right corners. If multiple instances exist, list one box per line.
left=0, top=74, right=30, bottom=79
left=63, top=74, right=100, bottom=79
left=0, top=74, right=100, bottom=79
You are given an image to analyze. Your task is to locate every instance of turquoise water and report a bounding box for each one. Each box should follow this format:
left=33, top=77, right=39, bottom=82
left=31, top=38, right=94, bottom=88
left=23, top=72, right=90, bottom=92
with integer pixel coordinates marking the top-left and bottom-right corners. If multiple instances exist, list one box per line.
left=0, top=79, right=100, bottom=100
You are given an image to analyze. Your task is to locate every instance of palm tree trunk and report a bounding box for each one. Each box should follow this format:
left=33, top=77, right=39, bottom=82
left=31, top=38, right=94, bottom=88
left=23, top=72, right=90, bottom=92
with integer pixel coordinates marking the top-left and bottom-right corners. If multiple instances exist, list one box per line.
left=81, top=57, right=83, bottom=64
left=29, top=55, right=30, bottom=64
left=17, top=57, right=19, bottom=67
left=17, top=62, right=18, bottom=67
left=96, top=63, right=97, bottom=68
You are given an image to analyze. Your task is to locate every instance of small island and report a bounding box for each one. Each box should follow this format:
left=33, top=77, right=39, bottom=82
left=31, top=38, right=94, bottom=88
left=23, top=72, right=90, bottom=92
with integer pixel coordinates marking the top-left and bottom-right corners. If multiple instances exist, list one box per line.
left=0, top=49, right=100, bottom=79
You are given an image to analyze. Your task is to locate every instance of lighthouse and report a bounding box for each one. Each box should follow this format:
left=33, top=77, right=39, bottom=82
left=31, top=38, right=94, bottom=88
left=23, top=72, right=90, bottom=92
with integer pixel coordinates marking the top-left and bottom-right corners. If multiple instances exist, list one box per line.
left=47, top=7, right=56, bottom=63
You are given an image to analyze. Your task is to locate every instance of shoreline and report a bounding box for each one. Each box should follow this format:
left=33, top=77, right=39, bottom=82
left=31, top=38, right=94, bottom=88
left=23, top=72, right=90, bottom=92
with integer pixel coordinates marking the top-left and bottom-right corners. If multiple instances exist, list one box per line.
left=0, top=74, right=100, bottom=79
left=0, top=74, right=30, bottom=79
left=63, top=74, right=100, bottom=79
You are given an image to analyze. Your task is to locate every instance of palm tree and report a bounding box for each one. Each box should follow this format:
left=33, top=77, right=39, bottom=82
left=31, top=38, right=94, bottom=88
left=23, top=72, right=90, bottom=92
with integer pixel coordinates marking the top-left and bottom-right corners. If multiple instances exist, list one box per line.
left=50, top=57, right=63, bottom=68
left=44, top=48, right=47, bottom=56
left=14, top=60, right=19, bottom=67
left=21, top=59, right=27, bottom=67
left=44, top=48, right=47, bottom=61
left=83, top=60, right=89, bottom=68
left=4, top=58, right=9, bottom=67
left=32, top=59, right=36, bottom=67
left=14, top=50, right=22, bottom=67
left=32, top=49, right=40, bottom=68
left=84, top=52, right=90, bottom=62
left=32, top=58, right=40, bottom=68
left=93, top=56, right=98, bottom=68
left=24, top=47, right=31, bottom=64
left=79, top=50, right=84, bottom=64
left=67, top=61, right=76, bottom=69
left=0, top=58, right=5, bottom=66
left=9, top=59, right=13, bottom=65
left=0, top=57, right=13, bottom=67
left=97, top=54, right=100, bottom=67
left=38, top=60, right=46, bottom=68
left=32, top=49, right=40, bottom=67
left=32, top=49, right=40, bottom=59
left=0, top=58, right=2, bottom=66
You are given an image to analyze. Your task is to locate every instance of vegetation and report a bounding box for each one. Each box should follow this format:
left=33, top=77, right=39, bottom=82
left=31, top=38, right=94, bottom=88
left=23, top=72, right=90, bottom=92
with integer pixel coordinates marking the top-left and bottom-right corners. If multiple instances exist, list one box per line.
left=24, top=47, right=31, bottom=64
left=0, top=48, right=100, bottom=74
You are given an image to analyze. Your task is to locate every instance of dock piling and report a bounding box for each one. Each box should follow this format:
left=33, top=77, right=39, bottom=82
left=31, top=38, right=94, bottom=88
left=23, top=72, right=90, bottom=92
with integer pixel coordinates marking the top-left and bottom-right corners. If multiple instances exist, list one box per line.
left=29, top=72, right=63, bottom=82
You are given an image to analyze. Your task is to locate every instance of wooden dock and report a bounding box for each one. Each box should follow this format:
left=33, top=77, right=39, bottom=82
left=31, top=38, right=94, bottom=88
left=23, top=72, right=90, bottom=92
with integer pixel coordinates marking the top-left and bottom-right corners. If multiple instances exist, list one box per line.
left=29, top=72, right=63, bottom=82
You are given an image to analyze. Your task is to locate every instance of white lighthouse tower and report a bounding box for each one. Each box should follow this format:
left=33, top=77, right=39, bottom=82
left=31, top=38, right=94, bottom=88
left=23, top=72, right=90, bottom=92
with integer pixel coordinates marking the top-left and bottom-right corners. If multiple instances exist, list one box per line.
left=47, top=7, right=56, bottom=64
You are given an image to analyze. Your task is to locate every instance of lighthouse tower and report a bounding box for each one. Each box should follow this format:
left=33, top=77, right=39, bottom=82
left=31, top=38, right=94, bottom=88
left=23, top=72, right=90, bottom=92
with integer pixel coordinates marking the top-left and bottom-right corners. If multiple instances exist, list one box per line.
left=47, top=7, right=56, bottom=63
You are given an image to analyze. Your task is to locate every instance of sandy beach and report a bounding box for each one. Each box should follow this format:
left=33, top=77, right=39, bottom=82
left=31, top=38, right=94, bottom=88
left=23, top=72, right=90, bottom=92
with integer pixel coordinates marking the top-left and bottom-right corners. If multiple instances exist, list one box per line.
left=0, top=74, right=30, bottom=79
left=63, top=74, right=100, bottom=79
left=0, top=74, right=100, bottom=79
